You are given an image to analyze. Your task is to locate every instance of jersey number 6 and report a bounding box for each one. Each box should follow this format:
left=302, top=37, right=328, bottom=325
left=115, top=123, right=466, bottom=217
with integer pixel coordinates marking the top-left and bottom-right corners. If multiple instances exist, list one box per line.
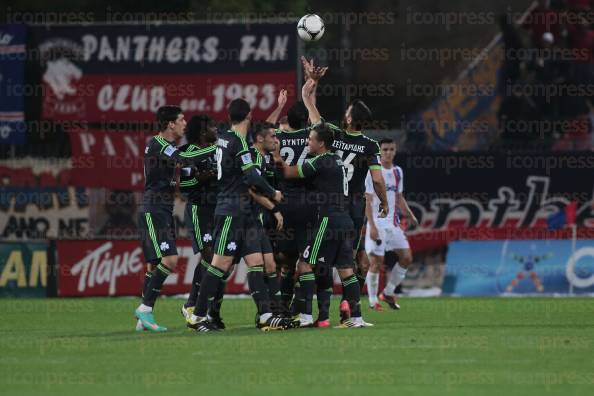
left=335, top=150, right=356, bottom=182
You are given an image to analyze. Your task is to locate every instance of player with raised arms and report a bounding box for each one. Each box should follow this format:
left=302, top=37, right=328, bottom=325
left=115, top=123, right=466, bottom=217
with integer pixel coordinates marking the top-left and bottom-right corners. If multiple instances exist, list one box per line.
left=186, top=98, right=293, bottom=332
left=301, top=58, right=389, bottom=324
left=274, top=78, right=372, bottom=328
left=270, top=99, right=317, bottom=317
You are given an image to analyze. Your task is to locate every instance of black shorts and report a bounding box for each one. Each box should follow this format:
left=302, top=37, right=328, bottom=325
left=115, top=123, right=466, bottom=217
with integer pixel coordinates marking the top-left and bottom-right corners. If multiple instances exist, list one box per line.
left=256, top=214, right=274, bottom=255
left=212, top=214, right=265, bottom=261
left=138, top=207, right=177, bottom=264
left=184, top=203, right=215, bottom=254
left=275, top=196, right=314, bottom=256
left=303, top=215, right=355, bottom=269
left=349, top=197, right=366, bottom=252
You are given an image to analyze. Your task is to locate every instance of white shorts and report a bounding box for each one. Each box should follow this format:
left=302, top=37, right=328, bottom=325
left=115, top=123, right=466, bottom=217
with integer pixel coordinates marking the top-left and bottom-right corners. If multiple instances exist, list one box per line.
left=365, top=224, right=410, bottom=257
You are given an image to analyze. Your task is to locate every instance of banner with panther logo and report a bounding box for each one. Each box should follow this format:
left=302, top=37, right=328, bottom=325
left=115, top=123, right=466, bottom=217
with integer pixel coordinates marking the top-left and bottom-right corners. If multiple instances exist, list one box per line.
left=31, top=23, right=297, bottom=124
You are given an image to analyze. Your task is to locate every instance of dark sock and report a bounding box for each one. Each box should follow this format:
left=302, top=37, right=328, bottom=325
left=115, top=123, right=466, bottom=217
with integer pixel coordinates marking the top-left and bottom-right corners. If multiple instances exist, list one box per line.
left=357, top=273, right=366, bottom=292
left=142, top=271, right=152, bottom=298
left=194, top=265, right=224, bottom=317
left=209, top=270, right=230, bottom=318
left=280, top=268, right=295, bottom=314
left=291, top=281, right=303, bottom=316
left=247, top=265, right=271, bottom=315
left=186, top=259, right=208, bottom=307
left=315, top=271, right=333, bottom=321
left=142, top=263, right=172, bottom=307
left=265, top=272, right=281, bottom=314
left=342, top=274, right=362, bottom=318
left=299, top=272, right=315, bottom=316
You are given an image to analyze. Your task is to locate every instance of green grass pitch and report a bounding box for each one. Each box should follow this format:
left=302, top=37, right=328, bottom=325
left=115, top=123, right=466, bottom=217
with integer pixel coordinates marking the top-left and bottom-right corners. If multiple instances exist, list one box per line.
left=1, top=297, right=593, bottom=395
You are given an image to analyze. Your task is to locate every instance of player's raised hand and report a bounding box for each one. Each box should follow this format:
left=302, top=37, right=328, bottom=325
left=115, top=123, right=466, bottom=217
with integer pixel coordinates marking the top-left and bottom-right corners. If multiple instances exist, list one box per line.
left=301, top=56, right=314, bottom=79
left=311, top=66, right=328, bottom=81
left=378, top=202, right=389, bottom=218
left=277, top=89, right=288, bottom=108
left=302, top=78, right=316, bottom=98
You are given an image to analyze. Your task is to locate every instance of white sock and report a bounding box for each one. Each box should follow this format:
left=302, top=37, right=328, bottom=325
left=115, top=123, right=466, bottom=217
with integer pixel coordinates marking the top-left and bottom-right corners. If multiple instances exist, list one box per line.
left=299, top=313, right=313, bottom=323
left=259, top=312, right=272, bottom=322
left=138, top=304, right=152, bottom=313
left=366, top=271, right=379, bottom=305
left=384, top=264, right=407, bottom=296
left=352, top=316, right=363, bottom=324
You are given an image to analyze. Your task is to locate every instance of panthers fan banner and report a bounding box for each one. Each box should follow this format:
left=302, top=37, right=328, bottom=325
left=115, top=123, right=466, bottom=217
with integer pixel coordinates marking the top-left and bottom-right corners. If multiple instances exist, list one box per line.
left=31, top=23, right=297, bottom=123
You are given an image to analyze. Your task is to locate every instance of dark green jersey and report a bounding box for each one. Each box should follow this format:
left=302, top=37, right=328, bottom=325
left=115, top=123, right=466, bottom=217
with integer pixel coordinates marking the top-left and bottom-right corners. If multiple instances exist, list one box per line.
left=214, top=130, right=276, bottom=216
left=249, top=146, right=275, bottom=217
left=141, top=134, right=208, bottom=210
left=297, top=152, right=349, bottom=217
left=178, top=143, right=218, bottom=207
left=326, top=122, right=381, bottom=199
left=276, top=128, right=311, bottom=196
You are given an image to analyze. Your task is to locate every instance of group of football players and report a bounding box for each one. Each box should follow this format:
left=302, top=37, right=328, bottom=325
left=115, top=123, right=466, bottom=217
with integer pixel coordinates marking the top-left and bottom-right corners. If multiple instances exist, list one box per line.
left=134, top=58, right=417, bottom=332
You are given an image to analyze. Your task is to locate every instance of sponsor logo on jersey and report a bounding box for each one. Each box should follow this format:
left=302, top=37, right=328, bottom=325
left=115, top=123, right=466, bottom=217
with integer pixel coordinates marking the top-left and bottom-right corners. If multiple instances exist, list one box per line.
left=240, top=153, right=252, bottom=165
left=164, top=145, right=177, bottom=157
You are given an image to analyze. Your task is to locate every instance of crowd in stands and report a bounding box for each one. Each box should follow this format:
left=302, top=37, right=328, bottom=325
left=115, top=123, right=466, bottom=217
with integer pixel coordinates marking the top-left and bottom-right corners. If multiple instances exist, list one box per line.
left=498, top=0, right=594, bottom=150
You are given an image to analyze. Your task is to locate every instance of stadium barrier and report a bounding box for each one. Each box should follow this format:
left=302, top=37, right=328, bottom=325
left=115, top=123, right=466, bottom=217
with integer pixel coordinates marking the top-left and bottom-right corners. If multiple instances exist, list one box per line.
left=444, top=239, right=594, bottom=296
left=0, top=241, right=51, bottom=297
left=3, top=238, right=591, bottom=298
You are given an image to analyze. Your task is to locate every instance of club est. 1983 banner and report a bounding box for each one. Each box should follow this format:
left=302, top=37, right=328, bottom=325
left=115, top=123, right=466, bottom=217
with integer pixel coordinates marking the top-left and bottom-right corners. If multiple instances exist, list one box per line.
left=444, top=239, right=594, bottom=295
left=31, top=23, right=297, bottom=123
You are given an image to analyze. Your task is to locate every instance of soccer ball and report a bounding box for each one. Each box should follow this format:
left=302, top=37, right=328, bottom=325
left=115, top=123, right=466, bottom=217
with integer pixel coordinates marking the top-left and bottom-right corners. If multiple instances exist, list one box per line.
left=297, top=14, right=325, bottom=42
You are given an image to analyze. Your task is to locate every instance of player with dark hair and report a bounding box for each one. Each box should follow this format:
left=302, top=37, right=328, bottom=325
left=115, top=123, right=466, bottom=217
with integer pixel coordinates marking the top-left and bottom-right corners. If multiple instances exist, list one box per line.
left=186, top=99, right=293, bottom=332
left=248, top=122, right=285, bottom=317
left=272, top=99, right=317, bottom=317
left=365, top=138, right=418, bottom=310
left=177, top=115, right=221, bottom=325
left=274, top=80, right=371, bottom=328
left=301, top=58, right=388, bottom=325
left=135, top=106, right=217, bottom=332
left=278, top=115, right=290, bottom=131
left=260, top=87, right=315, bottom=318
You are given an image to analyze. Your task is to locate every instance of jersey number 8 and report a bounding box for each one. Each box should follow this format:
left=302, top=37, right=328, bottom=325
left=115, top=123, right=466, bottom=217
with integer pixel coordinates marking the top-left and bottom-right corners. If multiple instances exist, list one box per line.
left=215, top=147, right=223, bottom=180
